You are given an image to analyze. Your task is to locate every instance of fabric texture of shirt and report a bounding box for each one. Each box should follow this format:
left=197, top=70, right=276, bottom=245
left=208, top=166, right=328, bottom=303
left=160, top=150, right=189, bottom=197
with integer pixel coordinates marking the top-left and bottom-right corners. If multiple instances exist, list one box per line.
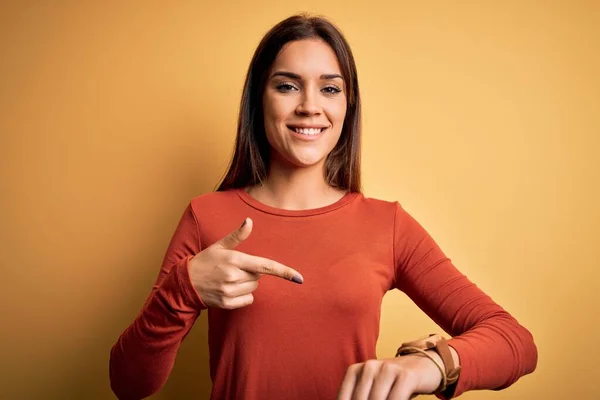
left=109, top=188, right=537, bottom=399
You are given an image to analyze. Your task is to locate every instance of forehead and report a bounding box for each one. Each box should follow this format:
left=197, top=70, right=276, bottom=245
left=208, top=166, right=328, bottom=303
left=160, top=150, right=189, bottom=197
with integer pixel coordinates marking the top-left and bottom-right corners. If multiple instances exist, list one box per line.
left=272, top=39, right=342, bottom=75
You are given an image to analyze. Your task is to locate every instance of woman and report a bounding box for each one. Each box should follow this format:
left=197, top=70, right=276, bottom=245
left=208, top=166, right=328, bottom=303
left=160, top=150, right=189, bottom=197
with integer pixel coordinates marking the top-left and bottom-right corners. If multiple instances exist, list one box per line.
left=109, top=14, right=537, bottom=400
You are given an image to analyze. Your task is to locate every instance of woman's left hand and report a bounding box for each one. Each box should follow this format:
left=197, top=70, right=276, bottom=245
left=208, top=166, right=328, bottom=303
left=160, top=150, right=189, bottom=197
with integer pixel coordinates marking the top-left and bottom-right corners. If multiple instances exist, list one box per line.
left=336, top=354, right=443, bottom=400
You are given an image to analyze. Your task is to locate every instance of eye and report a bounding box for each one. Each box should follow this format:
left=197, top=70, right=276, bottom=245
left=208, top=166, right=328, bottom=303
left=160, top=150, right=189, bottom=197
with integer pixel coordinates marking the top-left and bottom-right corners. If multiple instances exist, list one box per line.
left=322, top=85, right=342, bottom=95
left=275, top=82, right=298, bottom=93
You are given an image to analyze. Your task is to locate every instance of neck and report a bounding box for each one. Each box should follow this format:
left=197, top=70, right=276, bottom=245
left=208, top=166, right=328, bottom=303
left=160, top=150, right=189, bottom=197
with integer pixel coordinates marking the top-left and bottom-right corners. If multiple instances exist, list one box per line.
left=247, top=158, right=346, bottom=210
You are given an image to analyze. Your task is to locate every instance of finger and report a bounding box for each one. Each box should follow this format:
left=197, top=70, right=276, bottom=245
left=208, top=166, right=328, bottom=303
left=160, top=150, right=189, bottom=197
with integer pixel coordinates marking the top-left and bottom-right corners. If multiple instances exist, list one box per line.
left=337, top=364, right=361, bottom=400
left=367, top=363, right=397, bottom=400
left=221, top=280, right=259, bottom=298
left=220, top=293, right=254, bottom=310
left=236, top=253, right=304, bottom=283
left=387, top=376, right=413, bottom=400
left=220, top=261, right=262, bottom=283
left=351, top=360, right=380, bottom=400
left=216, top=217, right=253, bottom=250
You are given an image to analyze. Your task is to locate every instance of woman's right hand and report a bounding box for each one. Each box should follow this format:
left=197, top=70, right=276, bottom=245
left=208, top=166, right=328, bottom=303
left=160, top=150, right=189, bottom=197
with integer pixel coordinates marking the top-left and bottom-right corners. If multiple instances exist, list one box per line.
left=189, top=217, right=304, bottom=310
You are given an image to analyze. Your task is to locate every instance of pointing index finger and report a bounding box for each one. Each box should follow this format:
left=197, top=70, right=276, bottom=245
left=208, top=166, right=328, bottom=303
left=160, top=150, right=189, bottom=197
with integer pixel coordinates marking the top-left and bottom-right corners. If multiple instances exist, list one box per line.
left=238, top=254, right=304, bottom=284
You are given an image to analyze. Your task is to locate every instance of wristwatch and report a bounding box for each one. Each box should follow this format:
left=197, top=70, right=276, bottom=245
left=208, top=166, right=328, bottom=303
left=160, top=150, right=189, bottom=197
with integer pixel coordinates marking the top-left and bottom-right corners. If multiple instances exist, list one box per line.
left=395, top=334, right=461, bottom=394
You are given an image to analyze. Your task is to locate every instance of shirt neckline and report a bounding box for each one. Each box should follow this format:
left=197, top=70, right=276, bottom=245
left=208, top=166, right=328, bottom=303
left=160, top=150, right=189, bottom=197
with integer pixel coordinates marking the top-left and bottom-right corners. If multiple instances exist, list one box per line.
left=234, top=187, right=360, bottom=217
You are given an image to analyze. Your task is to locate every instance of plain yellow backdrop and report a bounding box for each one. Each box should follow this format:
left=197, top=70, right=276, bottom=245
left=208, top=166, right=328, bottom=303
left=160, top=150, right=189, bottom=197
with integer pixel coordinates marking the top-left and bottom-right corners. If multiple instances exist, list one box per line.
left=1, top=1, right=598, bottom=399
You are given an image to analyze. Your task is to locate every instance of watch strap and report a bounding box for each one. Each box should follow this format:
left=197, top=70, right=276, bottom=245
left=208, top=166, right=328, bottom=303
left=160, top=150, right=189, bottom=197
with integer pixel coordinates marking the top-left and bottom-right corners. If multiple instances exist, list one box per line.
left=395, top=334, right=461, bottom=394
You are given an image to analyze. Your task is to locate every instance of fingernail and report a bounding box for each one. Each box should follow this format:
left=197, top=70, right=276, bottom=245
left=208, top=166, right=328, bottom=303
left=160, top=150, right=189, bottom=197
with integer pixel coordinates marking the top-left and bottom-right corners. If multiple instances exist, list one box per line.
left=240, top=218, right=247, bottom=228
left=291, top=275, right=303, bottom=284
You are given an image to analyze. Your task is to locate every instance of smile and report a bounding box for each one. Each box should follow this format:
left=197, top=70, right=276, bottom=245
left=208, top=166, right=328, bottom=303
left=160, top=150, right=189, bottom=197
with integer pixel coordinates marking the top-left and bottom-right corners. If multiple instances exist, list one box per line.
left=294, top=127, right=323, bottom=135
left=287, top=126, right=328, bottom=138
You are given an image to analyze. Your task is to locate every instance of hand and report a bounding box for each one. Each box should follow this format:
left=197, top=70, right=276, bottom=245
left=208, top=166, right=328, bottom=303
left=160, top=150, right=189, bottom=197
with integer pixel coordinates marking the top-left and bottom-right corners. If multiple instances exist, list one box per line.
left=337, top=354, right=443, bottom=400
left=189, top=217, right=304, bottom=309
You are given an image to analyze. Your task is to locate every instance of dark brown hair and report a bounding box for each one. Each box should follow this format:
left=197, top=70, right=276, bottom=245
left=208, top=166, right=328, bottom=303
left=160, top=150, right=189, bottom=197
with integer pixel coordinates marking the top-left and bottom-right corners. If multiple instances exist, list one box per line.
left=217, top=14, right=362, bottom=192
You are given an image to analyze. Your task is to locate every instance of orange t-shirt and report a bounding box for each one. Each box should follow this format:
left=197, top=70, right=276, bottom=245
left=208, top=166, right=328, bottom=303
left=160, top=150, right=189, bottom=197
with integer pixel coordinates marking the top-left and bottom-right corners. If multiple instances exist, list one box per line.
left=110, top=189, right=537, bottom=399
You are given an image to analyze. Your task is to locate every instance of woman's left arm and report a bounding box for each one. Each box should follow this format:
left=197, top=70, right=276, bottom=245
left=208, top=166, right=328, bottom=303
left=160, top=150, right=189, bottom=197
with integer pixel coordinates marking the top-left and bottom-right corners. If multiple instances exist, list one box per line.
left=391, top=203, right=538, bottom=398
left=337, top=203, right=537, bottom=400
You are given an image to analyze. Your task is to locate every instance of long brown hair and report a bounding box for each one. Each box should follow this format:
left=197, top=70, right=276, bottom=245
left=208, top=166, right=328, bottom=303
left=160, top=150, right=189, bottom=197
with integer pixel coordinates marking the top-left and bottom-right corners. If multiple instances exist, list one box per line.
left=217, top=14, right=362, bottom=192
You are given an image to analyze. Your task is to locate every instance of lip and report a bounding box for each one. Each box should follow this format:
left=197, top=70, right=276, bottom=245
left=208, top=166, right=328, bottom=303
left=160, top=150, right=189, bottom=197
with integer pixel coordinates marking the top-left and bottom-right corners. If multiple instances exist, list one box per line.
left=287, top=126, right=327, bottom=141
left=287, top=124, right=329, bottom=129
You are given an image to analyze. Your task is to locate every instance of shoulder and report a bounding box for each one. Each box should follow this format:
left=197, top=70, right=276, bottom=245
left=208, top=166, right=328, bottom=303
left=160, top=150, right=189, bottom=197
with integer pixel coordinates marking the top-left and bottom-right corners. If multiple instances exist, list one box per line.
left=190, top=189, right=238, bottom=205
left=354, top=193, right=400, bottom=212
left=354, top=193, right=422, bottom=230
left=188, top=189, right=241, bottom=217
left=351, top=193, right=403, bottom=222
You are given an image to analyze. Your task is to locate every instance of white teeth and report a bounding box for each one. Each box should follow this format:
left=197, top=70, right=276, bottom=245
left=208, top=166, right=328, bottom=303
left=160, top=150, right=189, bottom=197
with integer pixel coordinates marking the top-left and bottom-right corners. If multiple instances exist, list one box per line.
left=294, top=127, right=323, bottom=135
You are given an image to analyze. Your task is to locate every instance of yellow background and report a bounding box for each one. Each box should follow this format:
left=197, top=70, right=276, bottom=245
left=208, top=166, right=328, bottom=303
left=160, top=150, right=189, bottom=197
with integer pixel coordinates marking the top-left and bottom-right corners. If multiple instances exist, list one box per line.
left=1, top=1, right=598, bottom=399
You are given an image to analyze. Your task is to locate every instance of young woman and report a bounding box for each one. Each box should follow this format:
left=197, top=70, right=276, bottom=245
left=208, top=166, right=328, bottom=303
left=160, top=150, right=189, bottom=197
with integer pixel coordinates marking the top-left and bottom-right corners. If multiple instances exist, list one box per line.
left=110, top=14, right=537, bottom=400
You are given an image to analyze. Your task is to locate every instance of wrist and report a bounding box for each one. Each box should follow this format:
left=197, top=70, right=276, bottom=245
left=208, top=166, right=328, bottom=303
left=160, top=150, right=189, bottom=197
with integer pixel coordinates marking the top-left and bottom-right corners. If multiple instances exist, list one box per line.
left=403, top=351, right=445, bottom=394
left=396, top=334, right=461, bottom=395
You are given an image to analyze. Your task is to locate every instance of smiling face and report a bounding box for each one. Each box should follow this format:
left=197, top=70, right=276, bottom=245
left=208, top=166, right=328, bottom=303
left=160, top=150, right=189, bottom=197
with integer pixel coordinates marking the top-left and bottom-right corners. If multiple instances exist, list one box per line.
left=262, top=38, right=347, bottom=169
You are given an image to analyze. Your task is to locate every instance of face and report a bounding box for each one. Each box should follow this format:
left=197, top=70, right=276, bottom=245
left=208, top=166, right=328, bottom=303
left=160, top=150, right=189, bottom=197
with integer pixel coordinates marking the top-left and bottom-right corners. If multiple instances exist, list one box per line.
left=262, top=39, right=347, bottom=169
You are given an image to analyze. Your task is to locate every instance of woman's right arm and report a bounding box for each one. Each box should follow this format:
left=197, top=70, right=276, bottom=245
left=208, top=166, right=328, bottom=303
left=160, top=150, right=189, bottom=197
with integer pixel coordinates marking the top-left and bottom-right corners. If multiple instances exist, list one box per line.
left=109, top=204, right=206, bottom=400
left=109, top=206, right=304, bottom=399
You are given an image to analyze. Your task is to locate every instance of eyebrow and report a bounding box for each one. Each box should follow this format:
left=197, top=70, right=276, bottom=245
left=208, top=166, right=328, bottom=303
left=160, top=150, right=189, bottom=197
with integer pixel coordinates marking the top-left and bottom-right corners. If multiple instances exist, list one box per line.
left=270, top=71, right=344, bottom=81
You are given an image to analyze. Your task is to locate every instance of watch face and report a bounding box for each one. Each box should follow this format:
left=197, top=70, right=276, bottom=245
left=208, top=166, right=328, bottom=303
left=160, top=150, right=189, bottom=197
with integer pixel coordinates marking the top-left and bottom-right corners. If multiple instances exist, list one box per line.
left=402, top=334, right=441, bottom=349
left=425, top=334, right=443, bottom=347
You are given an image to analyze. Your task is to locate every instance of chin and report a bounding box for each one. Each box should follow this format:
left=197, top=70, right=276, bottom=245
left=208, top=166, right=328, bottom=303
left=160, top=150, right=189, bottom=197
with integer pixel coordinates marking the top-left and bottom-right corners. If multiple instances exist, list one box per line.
left=283, top=152, right=327, bottom=168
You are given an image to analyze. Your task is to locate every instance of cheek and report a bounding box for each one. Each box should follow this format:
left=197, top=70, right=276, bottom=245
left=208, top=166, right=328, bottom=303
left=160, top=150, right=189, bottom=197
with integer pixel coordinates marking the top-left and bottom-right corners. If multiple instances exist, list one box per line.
left=330, top=101, right=348, bottom=128
left=262, top=96, right=276, bottom=126
left=264, top=94, right=293, bottom=124
left=262, top=96, right=281, bottom=143
left=263, top=99, right=290, bottom=151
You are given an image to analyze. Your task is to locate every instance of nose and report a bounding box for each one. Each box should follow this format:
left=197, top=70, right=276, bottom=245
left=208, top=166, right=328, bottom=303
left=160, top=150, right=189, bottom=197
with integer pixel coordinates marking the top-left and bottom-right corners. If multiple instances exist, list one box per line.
left=295, top=90, right=321, bottom=116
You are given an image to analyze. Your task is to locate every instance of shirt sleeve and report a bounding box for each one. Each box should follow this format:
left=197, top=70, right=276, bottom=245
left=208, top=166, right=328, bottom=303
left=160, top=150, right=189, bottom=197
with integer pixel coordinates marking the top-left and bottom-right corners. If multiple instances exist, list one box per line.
left=392, top=203, right=538, bottom=398
left=109, top=203, right=207, bottom=400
